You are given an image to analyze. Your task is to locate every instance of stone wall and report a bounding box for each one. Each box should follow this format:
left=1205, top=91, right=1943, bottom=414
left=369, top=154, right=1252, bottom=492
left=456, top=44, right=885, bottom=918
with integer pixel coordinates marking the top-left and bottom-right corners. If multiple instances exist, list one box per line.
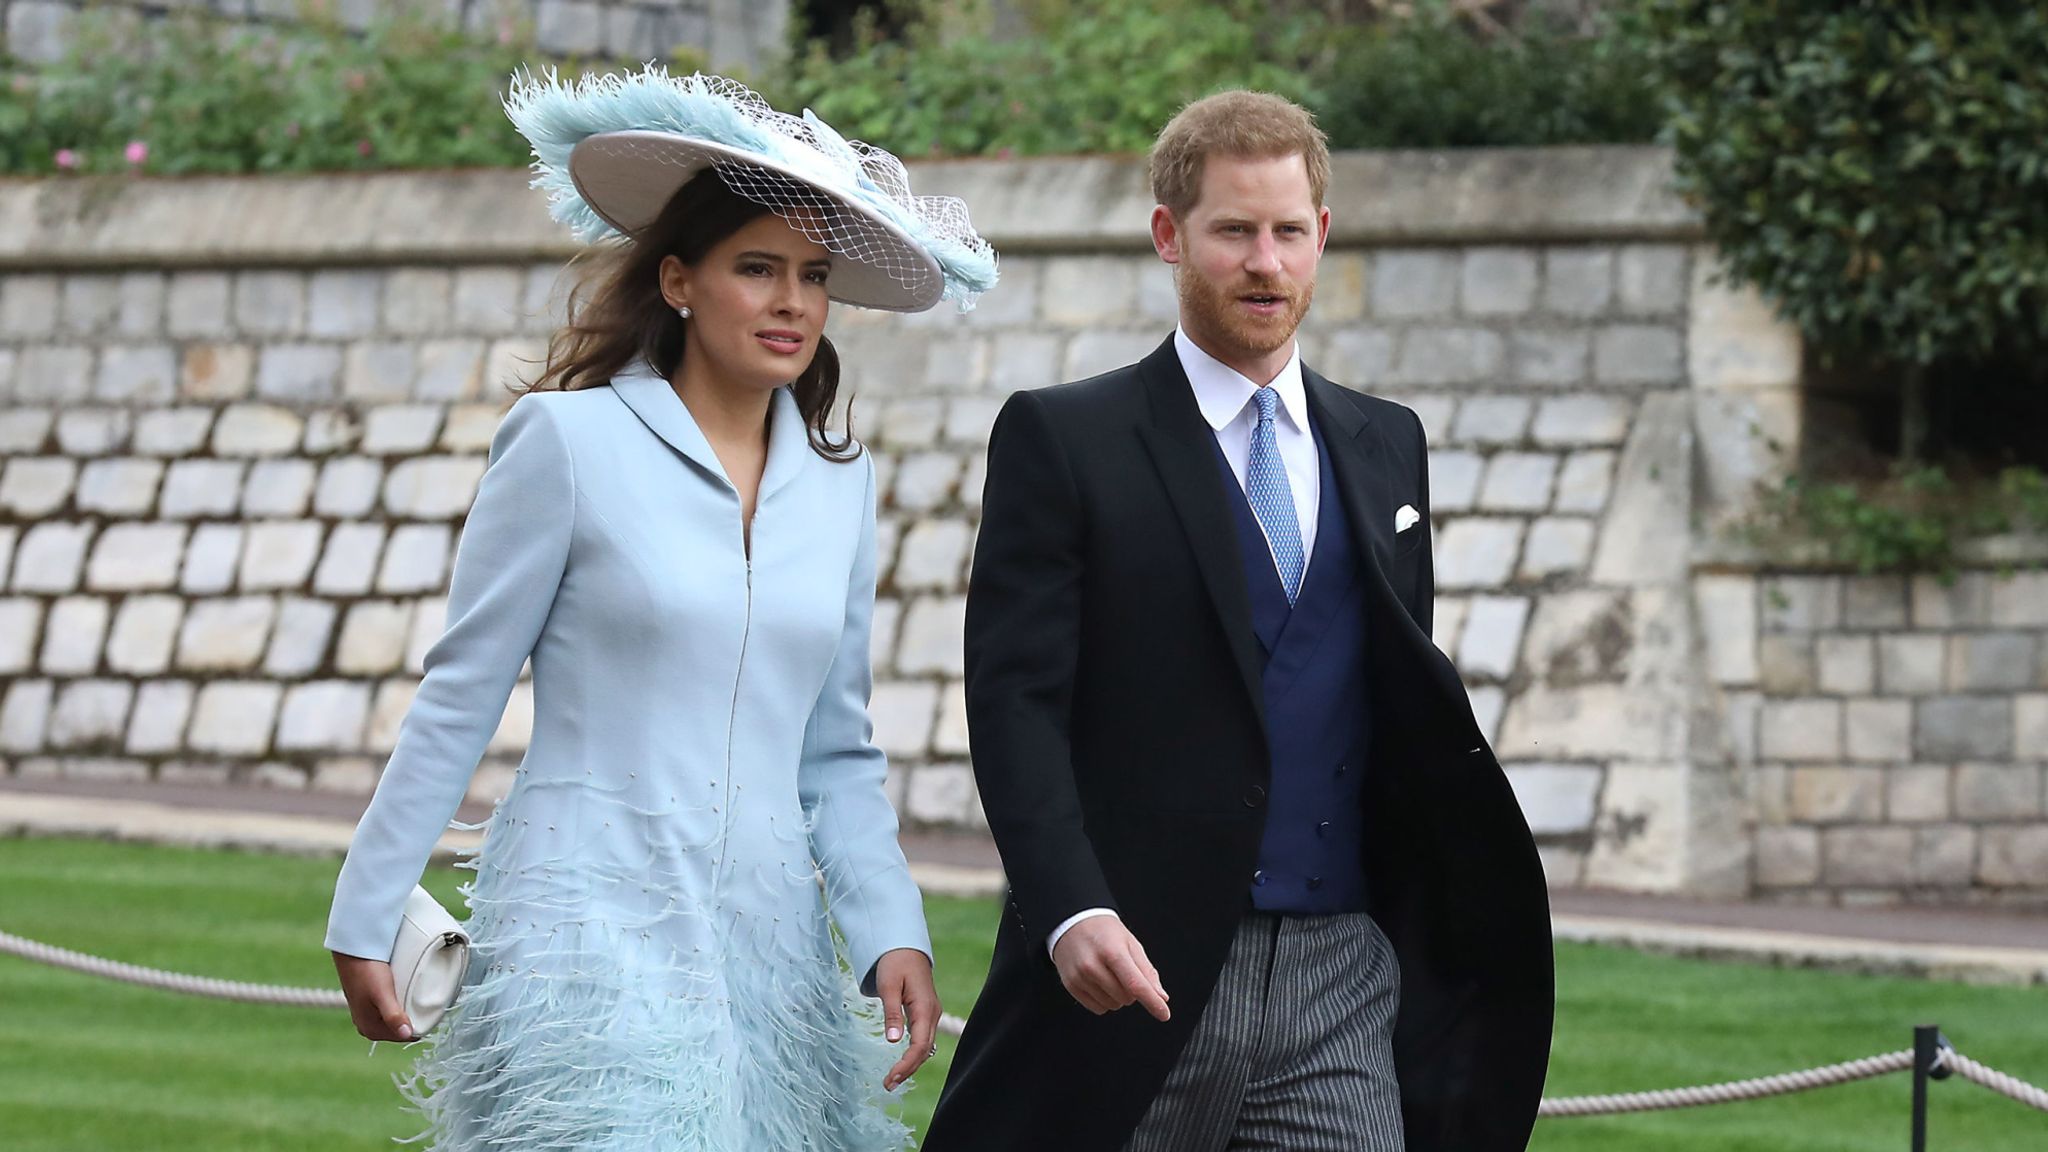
left=0, top=149, right=2039, bottom=905
left=0, top=0, right=787, bottom=71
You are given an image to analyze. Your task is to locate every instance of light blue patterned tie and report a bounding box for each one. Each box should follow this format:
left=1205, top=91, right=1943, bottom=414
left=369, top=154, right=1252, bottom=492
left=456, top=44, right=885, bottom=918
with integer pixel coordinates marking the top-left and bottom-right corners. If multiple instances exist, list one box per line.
left=1246, top=387, right=1305, bottom=604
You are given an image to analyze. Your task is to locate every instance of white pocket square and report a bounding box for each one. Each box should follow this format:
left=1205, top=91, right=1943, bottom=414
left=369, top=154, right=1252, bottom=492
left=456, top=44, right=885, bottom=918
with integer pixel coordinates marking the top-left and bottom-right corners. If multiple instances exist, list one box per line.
left=1394, top=504, right=1420, bottom=533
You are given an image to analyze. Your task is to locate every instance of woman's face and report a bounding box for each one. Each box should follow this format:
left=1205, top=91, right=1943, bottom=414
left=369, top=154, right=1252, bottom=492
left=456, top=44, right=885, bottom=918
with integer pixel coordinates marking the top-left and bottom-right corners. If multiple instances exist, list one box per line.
left=662, top=211, right=833, bottom=393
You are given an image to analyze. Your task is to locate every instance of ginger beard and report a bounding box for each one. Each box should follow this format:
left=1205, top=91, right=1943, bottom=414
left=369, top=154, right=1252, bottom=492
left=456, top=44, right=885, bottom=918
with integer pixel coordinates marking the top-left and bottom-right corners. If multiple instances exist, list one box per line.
left=1174, top=247, right=1316, bottom=365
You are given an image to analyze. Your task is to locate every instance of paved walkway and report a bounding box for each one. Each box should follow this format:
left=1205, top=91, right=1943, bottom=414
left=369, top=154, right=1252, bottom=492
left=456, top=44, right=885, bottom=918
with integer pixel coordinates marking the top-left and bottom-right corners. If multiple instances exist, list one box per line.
left=4, top=775, right=2045, bottom=986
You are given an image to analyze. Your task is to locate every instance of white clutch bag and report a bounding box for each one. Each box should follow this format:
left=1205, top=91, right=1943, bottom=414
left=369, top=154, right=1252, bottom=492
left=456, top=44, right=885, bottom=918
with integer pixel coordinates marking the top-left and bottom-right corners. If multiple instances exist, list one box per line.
left=389, top=884, right=470, bottom=1036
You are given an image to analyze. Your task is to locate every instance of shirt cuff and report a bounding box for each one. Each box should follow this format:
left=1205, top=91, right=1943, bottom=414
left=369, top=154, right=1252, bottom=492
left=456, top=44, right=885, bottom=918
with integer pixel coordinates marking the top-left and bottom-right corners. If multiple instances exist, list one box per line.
left=1047, top=907, right=1120, bottom=959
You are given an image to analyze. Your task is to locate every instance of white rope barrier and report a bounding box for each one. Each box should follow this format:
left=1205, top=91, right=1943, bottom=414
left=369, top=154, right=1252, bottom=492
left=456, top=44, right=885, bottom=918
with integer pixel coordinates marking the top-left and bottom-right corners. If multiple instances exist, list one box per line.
left=1938, top=1050, right=2048, bottom=1113
left=1537, top=1049, right=1914, bottom=1116
left=6, top=927, right=2046, bottom=1118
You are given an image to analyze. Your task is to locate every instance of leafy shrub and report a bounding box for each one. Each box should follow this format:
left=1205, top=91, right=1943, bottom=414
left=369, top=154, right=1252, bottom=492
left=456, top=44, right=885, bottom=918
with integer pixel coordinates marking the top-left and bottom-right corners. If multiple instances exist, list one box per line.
left=1635, top=2, right=2048, bottom=371
left=1749, top=464, right=2048, bottom=576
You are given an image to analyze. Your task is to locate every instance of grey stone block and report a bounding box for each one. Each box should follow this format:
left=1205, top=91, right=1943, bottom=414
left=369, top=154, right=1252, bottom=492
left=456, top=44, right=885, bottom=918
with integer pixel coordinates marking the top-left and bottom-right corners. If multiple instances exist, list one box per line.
left=869, top=680, right=938, bottom=758
left=12, top=522, right=92, bottom=593
left=1823, top=826, right=1915, bottom=887
left=177, top=597, right=276, bottom=671
left=1988, top=571, right=2048, bottom=627
left=1426, top=450, right=1483, bottom=512
left=1064, top=332, right=1159, bottom=381
left=306, top=270, right=383, bottom=339
left=1694, top=576, right=1758, bottom=685
left=1616, top=245, right=1688, bottom=314
left=337, top=601, right=413, bottom=675
left=106, top=595, right=183, bottom=676
left=1448, top=396, right=1532, bottom=445
left=890, top=453, right=961, bottom=514
left=233, top=271, right=306, bottom=338
left=0, top=679, right=52, bottom=753
left=314, top=523, right=388, bottom=596
left=167, top=272, right=234, bottom=340
left=187, top=681, right=282, bottom=756
left=1841, top=575, right=1909, bottom=630
left=75, top=459, right=164, bottom=516
left=1041, top=257, right=1135, bottom=326
left=989, top=332, right=1064, bottom=392
left=535, top=0, right=604, bottom=54
left=1461, top=248, right=1539, bottom=316
left=1541, top=249, right=1614, bottom=316
left=0, top=597, right=38, bottom=674
left=1532, top=395, right=1631, bottom=447
left=255, top=344, right=342, bottom=401
left=1978, top=826, right=2048, bottom=887
left=1762, top=576, right=1842, bottom=633
left=160, top=460, right=246, bottom=520
left=277, top=681, right=371, bottom=751
left=383, top=457, right=486, bottom=519
left=343, top=342, right=417, bottom=401
left=115, top=272, right=167, bottom=337
left=239, top=521, right=324, bottom=590
left=1877, top=633, right=1946, bottom=695
left=1, top=274, right=60, bottom=337
left=2019, top=695, right=2048, bottom=759
left=40, top=596, right=109, bottom=675
left=1954, top=764, right=2039, bottom=821
left=1508, top=330, right=1590, bottom=386
left=0, top=408, right=53, bottom=453
left=924, top=337, right=991, bottom=391
left=362, top=405, right=445, bottom=455
left=1391, top=327, right=1505, bottom=387
left=1884, top=766, right=1949, bottom=819
left=1947, top=633, right=2038, bottom=692
left=1456, top=594, right=1529, bottom=679
left=1325, top=328, right=1396, bottom=388
left=1910, top=572, right=1990, bottom=628
left=212, top=405, right=305, bottom=457
left=54, top=409, right=129, bottom=455
left=4, top=1, right=74, bottom=64
left=897, top=596, right=966, bottom=676
left=314, top=457, right=385, bottom=518
left=60, top=274, right=120, bottom=336
left=1552, top=449, right=1614, bottom=514
left=453, top=267, right=526, bottom=336
left=382, top=269, right=453, bottom=336
left=49, top=680, right=133, bottom=749
left=894, top=519, right=971, bottom=591
left=1844, top=698, right=1912, bottom=762
left=180, top=525, right=244, bottom=595
left=14, top=346, right=94, bottom=403
left=1477, top=452, right=1557, bottom=512
left=943, top=396, right=1005, bottom=447
left=1754, top=824, right=1820, bottom=886
left=1915, top=696, right=2013, bottom=760
left=1914, top=825, right=1976, bottom=887
left=1371, top=250, right=1459, bottom=318
left=179, top=344, right=254, bottom=401
left=133, top=409, right=216, bottom=457
left=1592, top=324, right=1683, bottom=385
left=0, top=457, right=77, bottom=518
left=1758, top=636, right=1816, bottom=693
left=377, top=524, right=452, bottom=593
left=1789, top=766, right=1885, bottom=823
left=1434, top=518, right=1522, bottom=588
left=85, top=523, right=186, bottom=592
left=1503, top=763, right=1602, bottom=835
left=1815, top=636, right=1876, bottom=696
left=1519, top=517, right=1595, bottom=580
left=1760, top=699, right=1843, bottom=762
left=877, top=399, right=945, bottom=450
left=264, top=598, right=337, bottom=678
left=241, top=459, right=318, bottom=519
left=907, top=763, right=976, bottom=825
left=127, top=681, right=194, bottom=755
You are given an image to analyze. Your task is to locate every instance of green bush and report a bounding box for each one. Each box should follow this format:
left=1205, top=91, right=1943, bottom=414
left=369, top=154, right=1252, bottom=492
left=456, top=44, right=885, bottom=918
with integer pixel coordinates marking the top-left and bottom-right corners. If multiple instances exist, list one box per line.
left=0, top=11, right=538, bottom=176
left=774, top=0, right=1662, bottom=158
left=1750, top=464, right=2048, bottom=576
left=1636, top=2, right=2048, bottom=371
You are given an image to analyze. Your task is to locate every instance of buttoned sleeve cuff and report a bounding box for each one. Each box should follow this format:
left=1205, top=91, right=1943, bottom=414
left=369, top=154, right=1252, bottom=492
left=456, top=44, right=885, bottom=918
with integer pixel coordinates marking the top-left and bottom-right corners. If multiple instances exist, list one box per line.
left=1046, top=907, right=1120, bottom=959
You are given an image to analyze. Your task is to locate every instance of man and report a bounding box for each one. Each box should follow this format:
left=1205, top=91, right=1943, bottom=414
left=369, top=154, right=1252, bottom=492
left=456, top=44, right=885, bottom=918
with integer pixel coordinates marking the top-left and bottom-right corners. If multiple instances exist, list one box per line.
left=922, top=91, right=1552, bottom=1152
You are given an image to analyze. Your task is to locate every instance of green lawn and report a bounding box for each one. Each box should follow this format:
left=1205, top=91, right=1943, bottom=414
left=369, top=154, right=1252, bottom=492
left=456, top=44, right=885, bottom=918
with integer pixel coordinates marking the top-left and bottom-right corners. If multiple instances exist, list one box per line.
left=0, top=838, right=2042, bottom=1150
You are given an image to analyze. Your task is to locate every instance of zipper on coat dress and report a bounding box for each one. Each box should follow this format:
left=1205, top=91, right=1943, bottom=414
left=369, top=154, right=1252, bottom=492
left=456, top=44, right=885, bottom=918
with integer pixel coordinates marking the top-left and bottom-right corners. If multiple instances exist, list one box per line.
left=714, top=552, right=751, bottom=893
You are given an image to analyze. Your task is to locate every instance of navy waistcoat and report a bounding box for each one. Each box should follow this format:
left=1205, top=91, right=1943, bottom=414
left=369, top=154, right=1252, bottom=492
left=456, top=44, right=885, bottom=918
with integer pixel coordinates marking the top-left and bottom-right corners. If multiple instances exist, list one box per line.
left=1211, top=414, right=1372, bottom=914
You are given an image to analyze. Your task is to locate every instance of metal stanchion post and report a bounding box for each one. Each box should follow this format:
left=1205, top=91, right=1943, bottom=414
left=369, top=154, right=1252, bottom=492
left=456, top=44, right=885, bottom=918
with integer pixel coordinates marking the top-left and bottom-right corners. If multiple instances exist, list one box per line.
left=1911, top=1024, right=1953, bottom=1152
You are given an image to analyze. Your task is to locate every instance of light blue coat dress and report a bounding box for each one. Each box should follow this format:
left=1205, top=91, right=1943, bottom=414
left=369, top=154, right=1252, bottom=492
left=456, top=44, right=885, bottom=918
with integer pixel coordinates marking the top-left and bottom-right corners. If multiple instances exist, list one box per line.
left=326, top=368, right=931, bottom=1151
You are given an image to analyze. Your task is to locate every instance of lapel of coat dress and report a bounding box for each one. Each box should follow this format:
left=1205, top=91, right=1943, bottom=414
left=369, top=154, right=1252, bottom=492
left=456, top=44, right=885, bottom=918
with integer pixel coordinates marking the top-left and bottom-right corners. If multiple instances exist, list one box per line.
left=1131, top=337, right=1266, bottom=724
left=609, top=369, right=809, bottom=499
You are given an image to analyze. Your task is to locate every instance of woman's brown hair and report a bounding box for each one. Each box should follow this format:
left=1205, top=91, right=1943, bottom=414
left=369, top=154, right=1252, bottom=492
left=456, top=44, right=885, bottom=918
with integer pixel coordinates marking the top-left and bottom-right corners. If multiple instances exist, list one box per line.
left=522, top=168, right=858, bottom=461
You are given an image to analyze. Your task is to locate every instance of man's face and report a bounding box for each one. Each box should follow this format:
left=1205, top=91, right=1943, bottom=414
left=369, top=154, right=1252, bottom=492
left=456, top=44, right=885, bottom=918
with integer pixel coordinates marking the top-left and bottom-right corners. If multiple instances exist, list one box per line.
left=1155, top=152, right=1329, bottom=374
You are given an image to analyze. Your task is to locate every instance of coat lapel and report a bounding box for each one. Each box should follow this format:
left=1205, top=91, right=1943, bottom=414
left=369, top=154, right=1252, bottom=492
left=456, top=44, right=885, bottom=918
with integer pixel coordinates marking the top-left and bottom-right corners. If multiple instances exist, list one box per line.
left=1132, top=338, right=1266, bottom=723
left=609, top=368, right=810, bottom=499
left=1307, top=371, right=1432, bottom=648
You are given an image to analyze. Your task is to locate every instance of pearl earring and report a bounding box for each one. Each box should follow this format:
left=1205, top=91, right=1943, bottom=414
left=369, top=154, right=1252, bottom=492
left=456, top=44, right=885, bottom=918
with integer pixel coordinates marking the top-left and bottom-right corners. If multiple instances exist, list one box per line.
left=676, top=306, right=692, bottom=320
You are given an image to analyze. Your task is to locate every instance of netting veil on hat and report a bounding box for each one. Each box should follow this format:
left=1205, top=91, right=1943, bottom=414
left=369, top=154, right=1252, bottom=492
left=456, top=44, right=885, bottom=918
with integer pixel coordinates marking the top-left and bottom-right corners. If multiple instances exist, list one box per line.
left=505, top=67, right=999, bottom=313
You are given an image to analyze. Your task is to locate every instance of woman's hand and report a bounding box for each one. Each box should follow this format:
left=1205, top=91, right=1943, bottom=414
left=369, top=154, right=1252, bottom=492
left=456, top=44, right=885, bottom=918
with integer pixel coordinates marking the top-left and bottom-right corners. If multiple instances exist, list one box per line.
left=333, top=952, right=415, bottom=1042
left=874, top=947, right=940, bottom=1091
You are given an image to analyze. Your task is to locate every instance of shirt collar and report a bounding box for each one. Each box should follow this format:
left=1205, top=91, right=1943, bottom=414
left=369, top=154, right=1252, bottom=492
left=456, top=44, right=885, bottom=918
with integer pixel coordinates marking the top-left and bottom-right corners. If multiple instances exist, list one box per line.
left=1174, top=325, right=1307, bottom=435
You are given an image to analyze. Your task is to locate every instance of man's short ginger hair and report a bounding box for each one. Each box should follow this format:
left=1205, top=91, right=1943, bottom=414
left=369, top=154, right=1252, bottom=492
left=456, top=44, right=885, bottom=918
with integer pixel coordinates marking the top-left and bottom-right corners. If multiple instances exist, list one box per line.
left=1148, top=90, right=1331, bottom=218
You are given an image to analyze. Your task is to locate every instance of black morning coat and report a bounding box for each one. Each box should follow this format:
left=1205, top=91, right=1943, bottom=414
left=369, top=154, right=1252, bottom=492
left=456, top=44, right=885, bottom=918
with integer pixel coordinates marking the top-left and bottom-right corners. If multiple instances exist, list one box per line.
left=921, top=338, right=1554, bottom=1152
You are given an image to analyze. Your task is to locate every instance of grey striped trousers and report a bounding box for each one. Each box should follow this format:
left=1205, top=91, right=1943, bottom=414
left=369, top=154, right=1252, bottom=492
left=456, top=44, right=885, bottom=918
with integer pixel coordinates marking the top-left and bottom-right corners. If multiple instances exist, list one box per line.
left=1124, top=911, right=1404, bottom=1152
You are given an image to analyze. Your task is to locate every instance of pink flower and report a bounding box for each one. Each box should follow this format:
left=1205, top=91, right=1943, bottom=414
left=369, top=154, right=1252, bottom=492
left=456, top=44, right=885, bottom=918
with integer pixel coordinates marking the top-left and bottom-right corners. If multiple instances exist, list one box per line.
left=124, top=140, right=148, bottom=166
left=344, top=70, right=367, bottom=93
left=53, top=148, right=78, bottom=170
left=356, top=139, right=373, bottom=157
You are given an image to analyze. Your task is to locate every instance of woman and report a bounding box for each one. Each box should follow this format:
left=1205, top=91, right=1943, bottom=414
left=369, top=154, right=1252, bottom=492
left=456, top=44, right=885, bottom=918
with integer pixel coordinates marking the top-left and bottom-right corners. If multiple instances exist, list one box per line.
left=325, top=69, right=997, bottom=1150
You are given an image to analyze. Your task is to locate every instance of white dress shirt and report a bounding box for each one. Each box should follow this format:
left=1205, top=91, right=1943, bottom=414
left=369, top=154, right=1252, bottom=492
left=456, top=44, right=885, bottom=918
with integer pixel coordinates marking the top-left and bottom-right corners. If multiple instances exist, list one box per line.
left=1046, top=328, right=1323, bottom=959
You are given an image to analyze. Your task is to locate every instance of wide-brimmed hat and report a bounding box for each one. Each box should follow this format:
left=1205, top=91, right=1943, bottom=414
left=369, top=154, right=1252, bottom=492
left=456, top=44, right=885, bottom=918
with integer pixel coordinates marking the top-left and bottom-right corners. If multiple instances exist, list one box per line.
left=505, top=68, right=998, bottom=313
